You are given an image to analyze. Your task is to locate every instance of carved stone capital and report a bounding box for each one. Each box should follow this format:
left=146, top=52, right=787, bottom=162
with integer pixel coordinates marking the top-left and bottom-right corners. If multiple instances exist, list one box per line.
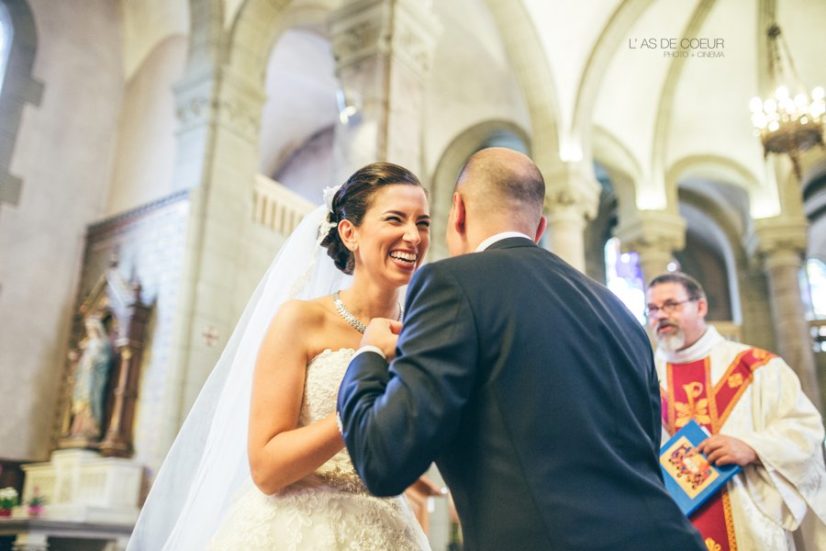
left=542, top=162, right=601, bottom=220
left=614, top=210, right=686, bottom=255
left=748, top=216, right=808, bottom=269
left=614, top=210, right=686, bottom=282
left=329, top=0, right=440, bottom=77
left=174, top=68, right=266, bottom=142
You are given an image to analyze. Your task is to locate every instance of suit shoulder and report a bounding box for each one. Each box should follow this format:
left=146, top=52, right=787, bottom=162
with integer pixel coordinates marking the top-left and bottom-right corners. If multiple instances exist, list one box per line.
left=408, top=259, right=457, bottom=290
left=414, top=255, right=467, bottom=278
left=416, top=246, right=556, bottom=289
left=407, top=257, right=484, bottom=302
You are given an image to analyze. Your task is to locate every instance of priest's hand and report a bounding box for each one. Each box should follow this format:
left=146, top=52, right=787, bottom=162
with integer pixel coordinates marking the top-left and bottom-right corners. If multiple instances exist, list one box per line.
left=361, top=318, right=402, bottom=360
left=698, top=434, right=759, bottom=467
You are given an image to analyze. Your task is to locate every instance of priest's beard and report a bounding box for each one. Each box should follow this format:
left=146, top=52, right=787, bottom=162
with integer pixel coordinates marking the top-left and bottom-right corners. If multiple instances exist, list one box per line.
left=657, top=329, right=686, bottom=353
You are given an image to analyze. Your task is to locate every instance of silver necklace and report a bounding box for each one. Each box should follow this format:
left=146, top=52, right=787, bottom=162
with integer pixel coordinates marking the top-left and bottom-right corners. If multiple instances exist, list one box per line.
left=333, top=291, right=401, bottom=334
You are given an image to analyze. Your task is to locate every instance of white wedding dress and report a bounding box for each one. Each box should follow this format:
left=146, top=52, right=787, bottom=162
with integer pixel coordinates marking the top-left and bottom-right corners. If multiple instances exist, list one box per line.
left=208, top=348, right=430, bottom=550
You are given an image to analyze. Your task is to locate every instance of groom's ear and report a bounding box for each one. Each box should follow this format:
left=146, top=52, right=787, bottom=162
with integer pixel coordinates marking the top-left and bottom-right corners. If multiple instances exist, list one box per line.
left=534, top=216, right=547, bottom=243
left=451, top=192, right=466, bottom=233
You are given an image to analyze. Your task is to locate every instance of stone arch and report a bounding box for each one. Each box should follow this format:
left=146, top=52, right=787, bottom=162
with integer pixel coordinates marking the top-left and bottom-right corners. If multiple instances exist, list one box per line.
left=667, top=154, right=761, bottom=203
left=664, top=153, right=790, bottom=241
left=183, top=0, right=223, bottom=71
left=677, top=184, right=748, bottom=324
left=109, top=35, right=189, bottom=214
left=194, top=0, right=340, bottom=182
left=225, top=0, right=331, bottom=86
left=274, top=123, right=336, bottom=201
left=591, top=126, right=641, bottom=224
left=0, top=0, right=42, bottom=208
left=258, top=26, right=338, bottom=198
left=570, top=0, right=654, bottom=162
left=587, top=127, right=642, bottom=283
left=649, top=0, right=715, bottom=201
left=667, top=151, right=778, bottom=338
left=483, top=0, right=560, bottom=171
left=429, top=119, right=530, bottom=259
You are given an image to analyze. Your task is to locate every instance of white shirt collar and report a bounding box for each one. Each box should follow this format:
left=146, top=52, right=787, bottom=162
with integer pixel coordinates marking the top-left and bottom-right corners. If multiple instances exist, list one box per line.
left=655, top=325, right=724, bottom=364
left=475, top=231, right=534, bottom=252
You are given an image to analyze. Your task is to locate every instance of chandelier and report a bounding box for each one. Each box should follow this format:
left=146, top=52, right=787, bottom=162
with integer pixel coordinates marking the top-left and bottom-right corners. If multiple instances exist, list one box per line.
left=749, top=23, right=825, bottom=179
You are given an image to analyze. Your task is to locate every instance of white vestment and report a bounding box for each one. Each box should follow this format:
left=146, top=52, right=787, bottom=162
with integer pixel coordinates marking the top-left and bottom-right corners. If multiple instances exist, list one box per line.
left=656, top=327, right=826, bottom=550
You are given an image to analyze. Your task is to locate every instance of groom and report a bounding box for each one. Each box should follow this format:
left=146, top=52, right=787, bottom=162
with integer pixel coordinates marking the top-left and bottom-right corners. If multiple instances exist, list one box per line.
left=337, top=148, right=703, bottom=550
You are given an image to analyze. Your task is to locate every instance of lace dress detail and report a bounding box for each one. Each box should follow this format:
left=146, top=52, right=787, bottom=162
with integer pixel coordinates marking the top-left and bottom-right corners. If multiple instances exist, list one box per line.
left=209, top=349, right=430, bottom=550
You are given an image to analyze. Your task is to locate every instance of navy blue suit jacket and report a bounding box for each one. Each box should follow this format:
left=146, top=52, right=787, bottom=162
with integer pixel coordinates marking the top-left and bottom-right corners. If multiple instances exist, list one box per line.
left=337, top=238, right=703, bottom=550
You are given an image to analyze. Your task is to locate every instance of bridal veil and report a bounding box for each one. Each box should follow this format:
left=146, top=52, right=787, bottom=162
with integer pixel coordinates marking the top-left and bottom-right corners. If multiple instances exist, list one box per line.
left=128, top=204, right=349, bottom=550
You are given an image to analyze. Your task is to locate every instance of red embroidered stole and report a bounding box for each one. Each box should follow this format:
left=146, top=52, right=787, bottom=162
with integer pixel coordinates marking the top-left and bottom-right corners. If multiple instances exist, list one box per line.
left=660, top=348, right=774, bottom=551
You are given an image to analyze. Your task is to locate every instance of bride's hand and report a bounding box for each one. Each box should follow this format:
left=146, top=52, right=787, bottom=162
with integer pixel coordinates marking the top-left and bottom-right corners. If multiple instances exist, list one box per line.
left=360, top=318, right=402, bottom=360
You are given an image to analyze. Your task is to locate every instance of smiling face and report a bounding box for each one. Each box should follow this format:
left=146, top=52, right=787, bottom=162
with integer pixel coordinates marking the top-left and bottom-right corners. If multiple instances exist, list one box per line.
left=347, top=184, right=430, bottom=288
left=646, top=281, right=708, bottom=352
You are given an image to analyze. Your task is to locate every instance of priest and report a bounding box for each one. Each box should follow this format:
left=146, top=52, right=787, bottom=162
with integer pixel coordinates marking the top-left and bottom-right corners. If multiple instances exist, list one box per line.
left=646, top=271, right=826, bottom=550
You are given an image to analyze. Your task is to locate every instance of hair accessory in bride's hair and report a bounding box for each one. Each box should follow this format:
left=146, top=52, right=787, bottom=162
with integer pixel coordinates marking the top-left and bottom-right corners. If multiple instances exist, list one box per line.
left=317, top=215, right=337, bottom=244
left=317, top=184, right=342, bottom=244
left=323, top=184, right=341, bottom=214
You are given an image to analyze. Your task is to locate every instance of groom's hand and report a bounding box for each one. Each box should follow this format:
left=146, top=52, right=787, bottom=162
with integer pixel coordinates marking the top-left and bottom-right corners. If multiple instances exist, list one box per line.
left=361, top=318, right=402, bottom=360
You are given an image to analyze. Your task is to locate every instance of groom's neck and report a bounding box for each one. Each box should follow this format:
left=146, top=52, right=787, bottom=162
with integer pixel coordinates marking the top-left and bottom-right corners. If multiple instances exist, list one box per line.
left=463, top=218, right=534, bottom=253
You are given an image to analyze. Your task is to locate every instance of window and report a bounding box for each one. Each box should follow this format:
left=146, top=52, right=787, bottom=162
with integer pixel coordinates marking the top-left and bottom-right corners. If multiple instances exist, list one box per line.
left=0, top=3, right=11, bottom=95
left=604, top=237, right=646, bottom=323
left=806, top=259, right=826, bottom=352
left=0, top=0, right=43, bottom=207
left=805, top=258, right=826, bottom=319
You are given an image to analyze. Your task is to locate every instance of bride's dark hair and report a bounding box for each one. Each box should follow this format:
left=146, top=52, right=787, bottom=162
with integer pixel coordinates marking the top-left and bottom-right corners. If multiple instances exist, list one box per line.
left=321, top=162, right=422, bottom=274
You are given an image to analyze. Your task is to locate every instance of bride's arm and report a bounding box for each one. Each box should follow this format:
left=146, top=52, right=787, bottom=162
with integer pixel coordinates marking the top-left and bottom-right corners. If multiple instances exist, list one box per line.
left=247, top=301, right=344, bottom=495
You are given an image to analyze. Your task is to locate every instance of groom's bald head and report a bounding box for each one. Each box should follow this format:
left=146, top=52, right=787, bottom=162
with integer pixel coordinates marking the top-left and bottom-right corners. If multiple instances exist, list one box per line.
left=456, top=147, right=545, bottom=227
left=446, top=147, right=547, bottom=255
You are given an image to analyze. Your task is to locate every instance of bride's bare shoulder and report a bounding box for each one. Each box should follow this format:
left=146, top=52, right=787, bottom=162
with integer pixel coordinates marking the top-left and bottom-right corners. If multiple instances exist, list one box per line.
left=264, top=297, right=340, bottom=360
left=273, top=297, right=332, bottom=328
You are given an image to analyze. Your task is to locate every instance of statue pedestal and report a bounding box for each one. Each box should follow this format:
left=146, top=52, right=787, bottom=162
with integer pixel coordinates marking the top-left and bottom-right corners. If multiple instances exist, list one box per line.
left=20, top=449, right=143, bottom=524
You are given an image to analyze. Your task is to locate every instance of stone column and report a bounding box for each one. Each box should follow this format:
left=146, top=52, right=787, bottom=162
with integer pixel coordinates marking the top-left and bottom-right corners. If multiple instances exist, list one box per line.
left=752, top=218, right=821, bottom=409
left=614, top=210, right=686, bottom=285
left=163, top=55, right=267, bottom=448
left=329, top=0, right=440, bottom=179
left=542, top=162, right=600, bottom=272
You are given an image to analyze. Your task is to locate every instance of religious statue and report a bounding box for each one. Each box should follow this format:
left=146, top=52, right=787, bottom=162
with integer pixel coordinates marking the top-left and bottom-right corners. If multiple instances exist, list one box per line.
left=66, top=316, right=115, bottom=441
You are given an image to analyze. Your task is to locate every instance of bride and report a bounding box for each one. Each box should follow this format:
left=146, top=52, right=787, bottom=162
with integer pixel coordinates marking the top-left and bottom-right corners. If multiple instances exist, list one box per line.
left=128, top=162, right=432, bottom=550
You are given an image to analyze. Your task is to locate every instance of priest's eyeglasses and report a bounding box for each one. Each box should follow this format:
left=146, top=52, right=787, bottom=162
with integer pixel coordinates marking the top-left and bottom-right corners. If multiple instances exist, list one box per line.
left=644, top=299, right=696, bottom=317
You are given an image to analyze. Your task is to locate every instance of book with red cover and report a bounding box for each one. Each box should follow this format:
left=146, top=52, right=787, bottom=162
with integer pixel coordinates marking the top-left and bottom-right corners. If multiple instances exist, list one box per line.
left=659, top=419, right=741, bottom=516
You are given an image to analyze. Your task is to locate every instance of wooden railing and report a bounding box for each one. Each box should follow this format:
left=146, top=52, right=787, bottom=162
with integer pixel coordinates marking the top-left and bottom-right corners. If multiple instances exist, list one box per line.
left=252, top=175, right=316, bottom=235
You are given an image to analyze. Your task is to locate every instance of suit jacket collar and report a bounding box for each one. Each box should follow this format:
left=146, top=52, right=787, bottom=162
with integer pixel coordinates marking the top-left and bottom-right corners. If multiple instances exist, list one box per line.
left=485, top=236, right=538, bottom=251
left=475, top=231, right=532, bottom=251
